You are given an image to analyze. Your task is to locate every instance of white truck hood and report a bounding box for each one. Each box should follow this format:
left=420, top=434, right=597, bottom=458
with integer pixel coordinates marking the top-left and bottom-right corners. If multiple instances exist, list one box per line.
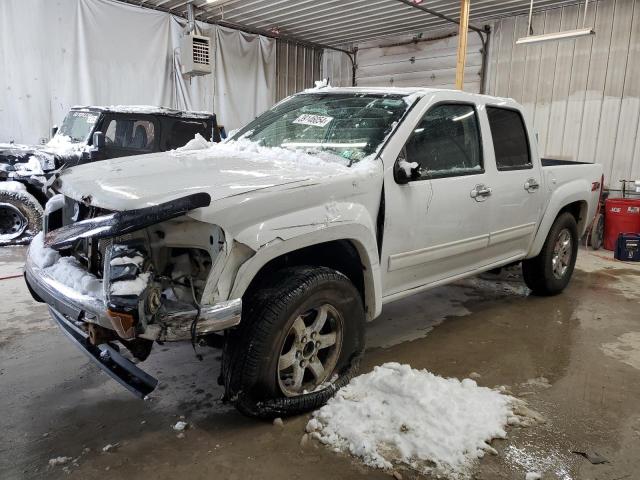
left=57, top=142, right=363, bottom=211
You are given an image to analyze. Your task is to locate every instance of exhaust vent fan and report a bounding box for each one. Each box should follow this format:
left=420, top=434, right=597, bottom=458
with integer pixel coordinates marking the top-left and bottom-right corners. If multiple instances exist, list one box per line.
left=180, top=34, right=212, bottom=76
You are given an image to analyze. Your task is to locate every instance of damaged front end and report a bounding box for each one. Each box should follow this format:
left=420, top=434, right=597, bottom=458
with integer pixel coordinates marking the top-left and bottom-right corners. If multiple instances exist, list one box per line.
left=25, top=192, right=243, bottom=397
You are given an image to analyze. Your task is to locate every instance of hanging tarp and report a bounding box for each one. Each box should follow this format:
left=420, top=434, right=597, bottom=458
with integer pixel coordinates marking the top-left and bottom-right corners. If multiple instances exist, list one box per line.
left=0, top=0, right=276, bottom=144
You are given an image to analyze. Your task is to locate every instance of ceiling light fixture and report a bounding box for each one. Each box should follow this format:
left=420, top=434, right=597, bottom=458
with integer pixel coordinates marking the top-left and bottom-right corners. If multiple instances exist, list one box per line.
left=516, top=0, right=595, bottom=45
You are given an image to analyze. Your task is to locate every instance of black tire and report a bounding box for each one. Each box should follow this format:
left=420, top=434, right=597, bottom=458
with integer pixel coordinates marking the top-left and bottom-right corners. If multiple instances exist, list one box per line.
left=0, top=188, right=43, bottom=246
left=589, top=213, right=604, bottom=250
left=222, top=266, right=365, bottom=419
left=522, top=212, right=578, bottom=296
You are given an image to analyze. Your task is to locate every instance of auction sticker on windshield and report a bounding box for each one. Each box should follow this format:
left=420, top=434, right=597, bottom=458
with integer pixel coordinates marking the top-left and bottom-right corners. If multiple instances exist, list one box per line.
left=293, top=114, right=333, bottom=127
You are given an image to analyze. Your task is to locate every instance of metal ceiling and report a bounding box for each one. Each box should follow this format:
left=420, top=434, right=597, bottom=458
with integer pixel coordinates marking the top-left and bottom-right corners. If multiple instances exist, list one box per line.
left=122, top=0, right=583, bottom=47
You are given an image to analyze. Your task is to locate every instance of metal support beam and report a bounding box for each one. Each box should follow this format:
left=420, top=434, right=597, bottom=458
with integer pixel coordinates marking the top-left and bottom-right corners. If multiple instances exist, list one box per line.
left=394, top=0, right=490, bottom=93
left=456, top=0, right=471, bottom=90
left=394, top=0, right=484, bottom=34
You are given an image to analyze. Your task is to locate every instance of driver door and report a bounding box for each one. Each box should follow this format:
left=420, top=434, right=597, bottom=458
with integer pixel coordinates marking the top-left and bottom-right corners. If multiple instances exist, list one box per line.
left=381, top=102, right=493, bottom=298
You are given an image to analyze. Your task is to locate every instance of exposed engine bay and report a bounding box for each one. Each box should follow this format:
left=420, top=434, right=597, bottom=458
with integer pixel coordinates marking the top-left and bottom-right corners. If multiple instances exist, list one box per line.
left=37, top=192, right=241, bottom=361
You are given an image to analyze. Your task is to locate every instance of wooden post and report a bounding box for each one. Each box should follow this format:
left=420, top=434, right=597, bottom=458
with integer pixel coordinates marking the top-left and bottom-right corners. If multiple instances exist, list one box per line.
left=455, top=0, right=471, bottom=90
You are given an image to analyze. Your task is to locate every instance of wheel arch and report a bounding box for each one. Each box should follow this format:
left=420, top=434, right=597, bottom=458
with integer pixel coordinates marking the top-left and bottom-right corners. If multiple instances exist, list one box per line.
left=528, top=185, right=592, bottom=259
left=230, top=234, right=382, bottom=321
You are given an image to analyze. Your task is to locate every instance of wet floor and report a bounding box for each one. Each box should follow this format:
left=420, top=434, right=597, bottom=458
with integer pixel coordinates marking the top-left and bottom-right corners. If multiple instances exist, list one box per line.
left=1, top=246, right=639, bottom=480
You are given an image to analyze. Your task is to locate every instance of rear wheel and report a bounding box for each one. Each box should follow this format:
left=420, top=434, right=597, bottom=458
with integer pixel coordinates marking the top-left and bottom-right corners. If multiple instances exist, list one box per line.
left=222, top=266, right=365, bottom=418
left=522, top=212, right=578, bottom=296
left=0, top=189, right=43, bottom=246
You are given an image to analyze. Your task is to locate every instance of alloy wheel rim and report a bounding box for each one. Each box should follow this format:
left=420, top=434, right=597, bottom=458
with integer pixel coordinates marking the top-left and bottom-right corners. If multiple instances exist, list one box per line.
left=0, top=203, right=28, bottom=241
left=552, top=228, right=572, bottom=279
left=277, top=303, right=343, bottom=397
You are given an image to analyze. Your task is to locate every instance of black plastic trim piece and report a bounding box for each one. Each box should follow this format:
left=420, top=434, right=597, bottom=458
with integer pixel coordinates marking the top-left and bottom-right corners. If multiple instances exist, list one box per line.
left=45, top=192, right=211, bottom=250
left=49, top=306, right=157, bottom=398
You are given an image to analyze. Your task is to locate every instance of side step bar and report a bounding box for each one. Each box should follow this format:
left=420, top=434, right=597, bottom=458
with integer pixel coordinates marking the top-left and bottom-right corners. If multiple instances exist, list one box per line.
left=49, top=307, right=158, bottom=398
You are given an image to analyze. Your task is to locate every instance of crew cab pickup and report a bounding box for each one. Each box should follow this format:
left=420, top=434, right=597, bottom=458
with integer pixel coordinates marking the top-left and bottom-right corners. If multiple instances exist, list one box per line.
left=0, top=106, right=222, bottom=246
left=24, top=88, right=602, bottom=417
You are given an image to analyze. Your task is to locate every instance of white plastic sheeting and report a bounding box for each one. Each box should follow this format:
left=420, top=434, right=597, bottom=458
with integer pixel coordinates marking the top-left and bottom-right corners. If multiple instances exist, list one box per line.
left=0, top=0, right=276, bottom=144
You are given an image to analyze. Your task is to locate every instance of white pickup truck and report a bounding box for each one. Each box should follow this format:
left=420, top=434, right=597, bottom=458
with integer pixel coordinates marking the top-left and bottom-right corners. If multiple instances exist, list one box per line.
left=25, top=87, right=603, bottom=417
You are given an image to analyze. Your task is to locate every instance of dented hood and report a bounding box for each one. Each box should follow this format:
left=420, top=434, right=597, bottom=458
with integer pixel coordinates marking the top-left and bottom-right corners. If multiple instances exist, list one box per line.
left=56, top=148, right=351, bottom=211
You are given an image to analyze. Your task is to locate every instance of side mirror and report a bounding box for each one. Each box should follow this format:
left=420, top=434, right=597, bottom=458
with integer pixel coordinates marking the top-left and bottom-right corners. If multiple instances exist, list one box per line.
left=51, top=125, right=58, bottom=138
left=93, top=131, right=105, bottom=149
left=394, top=152, right=421, bottom=184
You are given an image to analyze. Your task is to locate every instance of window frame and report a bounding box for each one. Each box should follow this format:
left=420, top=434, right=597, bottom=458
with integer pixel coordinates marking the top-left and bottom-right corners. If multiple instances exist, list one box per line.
left=485, top=105, right=533, bottom=172
left=396, top=100, right=485, bottom=183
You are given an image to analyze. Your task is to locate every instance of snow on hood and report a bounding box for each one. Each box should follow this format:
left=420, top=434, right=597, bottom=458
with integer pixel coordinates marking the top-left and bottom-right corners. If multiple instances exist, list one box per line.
left=45, top=134, right=89, bottom=155
left=57, top=138, right=377, bottom=211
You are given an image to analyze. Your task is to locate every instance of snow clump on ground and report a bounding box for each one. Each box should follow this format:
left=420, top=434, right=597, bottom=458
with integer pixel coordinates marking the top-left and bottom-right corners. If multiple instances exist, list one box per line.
left=306, top=362, right=520, bottom=479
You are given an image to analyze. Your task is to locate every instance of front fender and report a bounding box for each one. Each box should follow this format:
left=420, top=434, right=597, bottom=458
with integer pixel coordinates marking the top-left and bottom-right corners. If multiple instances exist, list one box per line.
left=230, top=219, right=382, bottom=321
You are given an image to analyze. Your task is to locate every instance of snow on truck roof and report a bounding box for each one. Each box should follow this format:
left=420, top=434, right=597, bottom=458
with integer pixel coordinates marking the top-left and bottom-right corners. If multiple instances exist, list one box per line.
left=70, top=105, right=213, bottom=119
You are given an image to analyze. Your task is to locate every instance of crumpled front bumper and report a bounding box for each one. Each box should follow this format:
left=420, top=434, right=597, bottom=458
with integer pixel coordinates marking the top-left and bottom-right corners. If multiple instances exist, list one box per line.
left=24, top=246, right=242, bottom=397
left=48, top=305, right=158, bottom=398
left=24, top=252, right=242, bottom=339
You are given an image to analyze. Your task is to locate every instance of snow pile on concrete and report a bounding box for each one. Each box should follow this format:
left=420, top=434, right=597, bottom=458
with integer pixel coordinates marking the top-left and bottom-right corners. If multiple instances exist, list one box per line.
left=48, top=456, right=71, bottom=467
left=30, top=233, right=103, bottom=299
left=307, top=363, right=516, bottom=478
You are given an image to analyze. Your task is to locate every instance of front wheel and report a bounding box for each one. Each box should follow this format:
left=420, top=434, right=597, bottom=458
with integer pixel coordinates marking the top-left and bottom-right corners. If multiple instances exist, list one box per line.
left=222, top=266, right=365, bottom=418
left=522, top=212, right=579, bottom=296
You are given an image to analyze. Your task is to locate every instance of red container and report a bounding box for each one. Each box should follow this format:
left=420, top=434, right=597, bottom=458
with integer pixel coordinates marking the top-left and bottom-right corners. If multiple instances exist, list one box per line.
left=604, top=198, right=640, bottom=250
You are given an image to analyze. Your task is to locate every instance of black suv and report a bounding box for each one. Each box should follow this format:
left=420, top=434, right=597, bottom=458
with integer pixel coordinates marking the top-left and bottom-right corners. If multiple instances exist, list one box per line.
left=0, top=106, right=223, bottom=245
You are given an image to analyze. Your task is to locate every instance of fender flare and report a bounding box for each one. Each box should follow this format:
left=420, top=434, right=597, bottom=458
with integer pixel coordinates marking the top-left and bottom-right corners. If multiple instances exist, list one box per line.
left=528, top=179, right=592, bottom=258
left=229, top=224, right=383, bottom=321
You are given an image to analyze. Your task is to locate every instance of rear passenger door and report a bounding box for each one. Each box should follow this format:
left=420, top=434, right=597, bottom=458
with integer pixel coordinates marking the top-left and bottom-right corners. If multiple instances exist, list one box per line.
left=484, top=106, right=544, bottom=263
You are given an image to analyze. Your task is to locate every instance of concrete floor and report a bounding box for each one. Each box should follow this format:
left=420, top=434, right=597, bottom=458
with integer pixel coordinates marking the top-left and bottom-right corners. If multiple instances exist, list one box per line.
left=1, top=246, right=639, bottom=480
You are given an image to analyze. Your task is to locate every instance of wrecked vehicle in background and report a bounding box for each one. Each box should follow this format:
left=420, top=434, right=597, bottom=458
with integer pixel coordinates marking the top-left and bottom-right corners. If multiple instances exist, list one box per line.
left=25, top=87, right=602, bottom=418
left=0, top=106, right=223, bottom=245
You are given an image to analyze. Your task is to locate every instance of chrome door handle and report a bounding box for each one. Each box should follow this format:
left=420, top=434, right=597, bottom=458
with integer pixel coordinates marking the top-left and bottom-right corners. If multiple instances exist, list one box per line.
left=470, top=184, right=492, bottom=201
left=524, top=178, right=540, bottom=192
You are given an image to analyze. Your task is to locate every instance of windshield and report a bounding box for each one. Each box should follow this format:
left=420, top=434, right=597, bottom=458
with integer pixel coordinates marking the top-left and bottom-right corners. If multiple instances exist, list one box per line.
left=232, top=93, right=412, bottom=164
left=56, top=110, right=100, bottom=143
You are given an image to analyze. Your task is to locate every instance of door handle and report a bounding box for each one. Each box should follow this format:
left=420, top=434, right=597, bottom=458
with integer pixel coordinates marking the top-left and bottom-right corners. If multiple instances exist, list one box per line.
left=470, top=184, right=492, bottom=201
left=524, top=178, right=540, bottom=192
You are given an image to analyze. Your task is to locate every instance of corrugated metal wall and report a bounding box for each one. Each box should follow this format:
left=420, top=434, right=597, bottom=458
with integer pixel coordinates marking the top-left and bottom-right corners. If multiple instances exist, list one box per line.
left=354, top=28, right=485, bottom=92
left=276, top=40, right=323, bottom=101
left=487, top=0, right=640, bottom=187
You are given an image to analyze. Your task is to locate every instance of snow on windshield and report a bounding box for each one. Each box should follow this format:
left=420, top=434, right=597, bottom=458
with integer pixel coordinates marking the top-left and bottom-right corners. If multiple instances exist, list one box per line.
left=229, top=93, right=411, bottom=165
left=174, top=136, right=363, bottom=175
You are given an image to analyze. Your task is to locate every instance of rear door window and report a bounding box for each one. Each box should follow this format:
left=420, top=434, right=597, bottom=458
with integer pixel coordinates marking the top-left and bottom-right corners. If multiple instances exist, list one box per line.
left=486, top=107, right=532, bottom=170
left=167, top=120, right=209, bottom=149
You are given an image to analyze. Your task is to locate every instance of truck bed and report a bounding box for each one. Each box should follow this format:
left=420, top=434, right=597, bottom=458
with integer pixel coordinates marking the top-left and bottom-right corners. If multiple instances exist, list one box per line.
left=541, top=158, right=592, bottom=167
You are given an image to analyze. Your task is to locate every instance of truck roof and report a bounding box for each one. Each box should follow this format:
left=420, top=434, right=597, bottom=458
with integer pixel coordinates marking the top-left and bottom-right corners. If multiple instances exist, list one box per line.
left=70, top=105, right=213, bottom=120
left=298, top=86, right=516, bottom=106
